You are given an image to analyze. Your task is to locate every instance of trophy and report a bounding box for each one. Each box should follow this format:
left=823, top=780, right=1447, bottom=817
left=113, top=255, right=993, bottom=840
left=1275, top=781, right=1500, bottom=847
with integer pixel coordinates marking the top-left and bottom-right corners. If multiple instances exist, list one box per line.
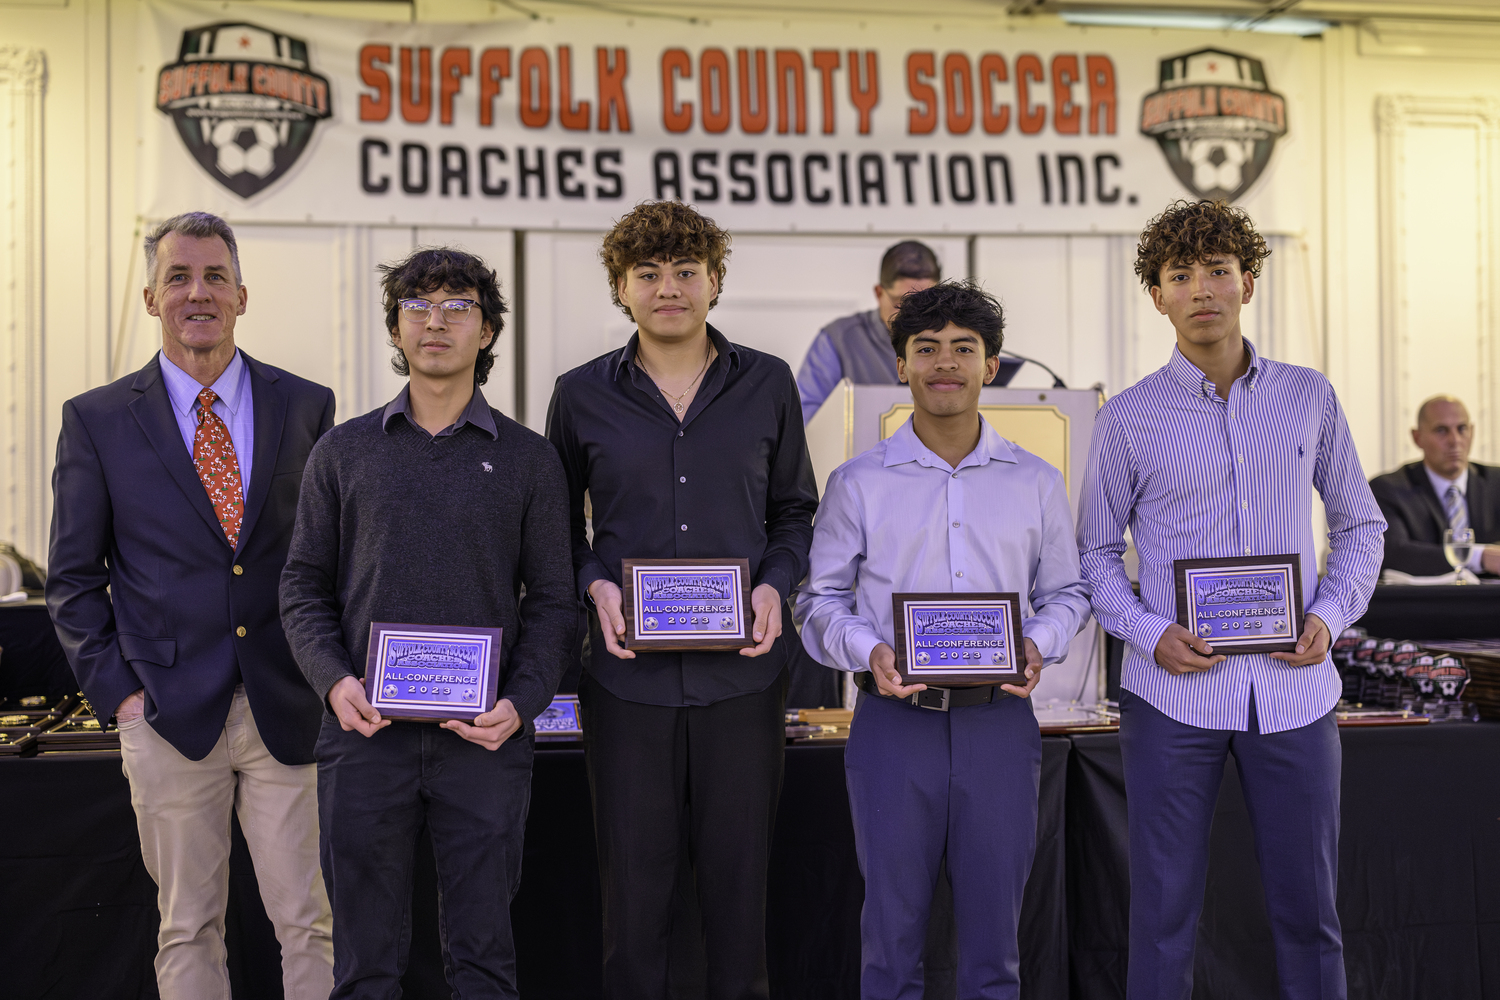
left=363, top=623, right=503, bottom=723
left=1404, top=652, right=1435, bottom=710
left=1173, top=554, right=1303, bottom=654
left=891, top=592, right=1026, bottom=686
left=1333, top=626, right=1367, bottom=702
left=1425, top=655, right=1479, bottom=722
left=620, top=559, right=753, bottom=651
left=1389, top=641, right=1422, bottom=706
left=1372, top=639, right=1399, bottom=707
left=1353, top=637, right=1381, bottom=703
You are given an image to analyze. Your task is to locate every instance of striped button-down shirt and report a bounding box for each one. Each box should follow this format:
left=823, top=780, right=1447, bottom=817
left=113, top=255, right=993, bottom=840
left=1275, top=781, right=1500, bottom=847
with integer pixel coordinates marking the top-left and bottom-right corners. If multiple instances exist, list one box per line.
left=1077, top=340, right=1385, bottom=734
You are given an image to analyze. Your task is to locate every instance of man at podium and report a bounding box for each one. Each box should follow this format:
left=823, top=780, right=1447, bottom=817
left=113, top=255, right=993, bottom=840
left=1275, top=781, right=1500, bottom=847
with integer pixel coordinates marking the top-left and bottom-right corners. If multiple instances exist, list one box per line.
left=795, top=240, right=941, bottom=422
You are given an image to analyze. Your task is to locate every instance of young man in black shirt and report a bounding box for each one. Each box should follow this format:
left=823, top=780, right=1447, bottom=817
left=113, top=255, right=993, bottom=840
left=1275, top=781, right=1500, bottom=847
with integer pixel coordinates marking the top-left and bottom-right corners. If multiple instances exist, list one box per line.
left=546, top=202, right=818, bottom=1000
left=281, top=248, right=576, bottom=999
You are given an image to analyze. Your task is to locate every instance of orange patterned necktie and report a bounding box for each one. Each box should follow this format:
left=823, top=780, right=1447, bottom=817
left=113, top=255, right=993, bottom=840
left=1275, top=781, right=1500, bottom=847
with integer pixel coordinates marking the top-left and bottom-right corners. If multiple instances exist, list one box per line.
left=193, top=387, right=244, bottom=548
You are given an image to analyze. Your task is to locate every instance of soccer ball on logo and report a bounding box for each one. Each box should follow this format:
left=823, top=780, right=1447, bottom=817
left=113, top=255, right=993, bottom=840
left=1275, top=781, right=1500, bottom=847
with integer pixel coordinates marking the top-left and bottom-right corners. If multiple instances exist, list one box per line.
left=645, top=617, right=658, bottom=630
left=1199, top=623, right=1214, bottom=637
left=916, top=652, right=929, bottom=665
left=210, top=119, right=281, bottom=180
left=382, top=684, right=397, bottom=698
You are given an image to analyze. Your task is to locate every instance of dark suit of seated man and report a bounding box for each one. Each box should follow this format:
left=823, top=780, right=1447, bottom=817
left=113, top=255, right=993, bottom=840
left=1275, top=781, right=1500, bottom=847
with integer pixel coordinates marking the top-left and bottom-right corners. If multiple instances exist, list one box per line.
left=1369, top=395, right=1500, bottom=576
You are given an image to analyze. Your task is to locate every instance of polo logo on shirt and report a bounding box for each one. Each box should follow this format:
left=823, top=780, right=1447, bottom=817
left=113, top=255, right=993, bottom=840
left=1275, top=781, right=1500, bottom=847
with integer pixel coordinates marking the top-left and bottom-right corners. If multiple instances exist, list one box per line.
left=482, top=462, right=493, bottom=473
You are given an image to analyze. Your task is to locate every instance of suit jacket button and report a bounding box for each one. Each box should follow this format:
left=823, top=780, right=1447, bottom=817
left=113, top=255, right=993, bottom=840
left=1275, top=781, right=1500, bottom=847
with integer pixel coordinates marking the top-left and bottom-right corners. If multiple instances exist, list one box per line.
left=233, top=565, right=244, bottom=576
left=236, top=626, right=247, bottom=637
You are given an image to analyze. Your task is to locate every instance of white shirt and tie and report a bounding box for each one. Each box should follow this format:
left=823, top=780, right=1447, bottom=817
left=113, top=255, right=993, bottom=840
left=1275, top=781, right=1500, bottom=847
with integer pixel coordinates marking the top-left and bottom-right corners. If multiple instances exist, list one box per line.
left=1424, top=463, right=1486, bottom=573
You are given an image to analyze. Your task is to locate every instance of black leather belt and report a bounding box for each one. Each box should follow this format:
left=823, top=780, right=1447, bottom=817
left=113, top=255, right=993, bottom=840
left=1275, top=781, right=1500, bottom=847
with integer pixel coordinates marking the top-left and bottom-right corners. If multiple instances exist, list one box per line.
left=858, top=672, right=1008, bottom=712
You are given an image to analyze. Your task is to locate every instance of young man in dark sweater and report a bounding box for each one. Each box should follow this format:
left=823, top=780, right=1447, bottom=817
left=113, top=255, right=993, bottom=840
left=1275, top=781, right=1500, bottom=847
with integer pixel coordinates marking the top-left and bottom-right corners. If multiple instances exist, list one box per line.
left=280, top=247, right=576, bottom=999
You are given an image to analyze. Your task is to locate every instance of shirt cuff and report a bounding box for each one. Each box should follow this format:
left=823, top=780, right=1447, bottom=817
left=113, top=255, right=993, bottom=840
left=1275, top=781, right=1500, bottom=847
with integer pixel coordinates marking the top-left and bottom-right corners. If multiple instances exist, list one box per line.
left=843, top=626, right=885, bottom=675
left=1469, top=546, right=1488, bottom=574
left=754, top=563, right=795, bottom=604
left=1021, top=617, right=1065, bottom=665
left=577, top=563, right=611, bottom=605
left=1128, top=612, right=1176, bottom=664
left=1303, top=601, right=1344, bottom=644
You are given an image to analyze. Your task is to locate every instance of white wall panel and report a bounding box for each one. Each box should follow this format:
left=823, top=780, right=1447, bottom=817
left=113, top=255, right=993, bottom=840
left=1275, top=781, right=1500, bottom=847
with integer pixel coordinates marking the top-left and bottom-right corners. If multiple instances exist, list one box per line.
left=417, top=227, right=517, bottom=418
left=522, top=231, right=967, bottom=430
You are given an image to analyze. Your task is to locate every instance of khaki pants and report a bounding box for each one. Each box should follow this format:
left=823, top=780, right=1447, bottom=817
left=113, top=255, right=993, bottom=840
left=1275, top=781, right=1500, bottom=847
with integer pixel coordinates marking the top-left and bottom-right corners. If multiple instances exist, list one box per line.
left=119, top=685, right=334, bottom=1000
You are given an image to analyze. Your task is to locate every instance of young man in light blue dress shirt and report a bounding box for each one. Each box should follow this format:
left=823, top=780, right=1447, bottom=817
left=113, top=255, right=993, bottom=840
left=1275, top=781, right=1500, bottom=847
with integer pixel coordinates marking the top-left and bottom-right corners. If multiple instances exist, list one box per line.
left=798, top=281, right=1091, bottom=1000
left=1077, top=201, right=1385, bottom=1000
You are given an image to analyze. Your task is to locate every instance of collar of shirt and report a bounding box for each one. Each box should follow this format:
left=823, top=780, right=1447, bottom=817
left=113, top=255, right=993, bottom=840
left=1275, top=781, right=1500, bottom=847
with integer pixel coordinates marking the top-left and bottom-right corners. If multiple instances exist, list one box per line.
left=381, top=383, right=499, bottom=439
left=1425, top=463, right=1469, bottom=499
left=1165, top=337, right=1263, bottom=400
left=881, top=414, right=1018, bottom=473
left=159, top=348, right=248, bottom=421
left=614, top=324, right=741, bottom=382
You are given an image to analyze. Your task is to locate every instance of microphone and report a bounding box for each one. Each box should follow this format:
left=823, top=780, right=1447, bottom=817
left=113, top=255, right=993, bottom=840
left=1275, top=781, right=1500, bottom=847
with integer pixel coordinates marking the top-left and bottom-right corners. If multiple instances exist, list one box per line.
left=998, top=350, right=1068, bottom=389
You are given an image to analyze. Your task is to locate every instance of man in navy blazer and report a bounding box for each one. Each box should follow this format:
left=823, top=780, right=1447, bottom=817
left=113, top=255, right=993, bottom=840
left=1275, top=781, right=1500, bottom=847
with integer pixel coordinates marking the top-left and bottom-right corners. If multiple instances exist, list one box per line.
left=47, top=212, right=336, bottom=999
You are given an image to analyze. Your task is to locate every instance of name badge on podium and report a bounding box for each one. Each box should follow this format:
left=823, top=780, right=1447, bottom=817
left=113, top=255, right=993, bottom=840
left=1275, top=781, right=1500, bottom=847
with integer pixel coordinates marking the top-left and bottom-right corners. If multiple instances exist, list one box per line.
left=891, top=593, right=1026, bottom=686
left=621, top=559, right=753, bottom=651
left=364, top=622, right=503, bottom=722
left=1173, top=554, right=1304, bottom=654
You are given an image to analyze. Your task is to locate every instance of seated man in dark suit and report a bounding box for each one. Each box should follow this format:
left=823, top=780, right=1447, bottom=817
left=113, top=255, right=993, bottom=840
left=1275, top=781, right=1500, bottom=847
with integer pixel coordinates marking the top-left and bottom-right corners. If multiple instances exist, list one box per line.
left=1369, top=395, right=1500, bottom=576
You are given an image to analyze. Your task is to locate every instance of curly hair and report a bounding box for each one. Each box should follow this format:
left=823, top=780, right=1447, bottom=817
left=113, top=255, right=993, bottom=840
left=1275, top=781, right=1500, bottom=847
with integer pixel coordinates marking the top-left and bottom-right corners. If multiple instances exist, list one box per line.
left=889, top=280, right=1004, bottom=359
left=380, top=247, right=508, bottom=386
left=1134, top=199, right=1270, bottom=289
left=600, top=201, right=731, bottom=319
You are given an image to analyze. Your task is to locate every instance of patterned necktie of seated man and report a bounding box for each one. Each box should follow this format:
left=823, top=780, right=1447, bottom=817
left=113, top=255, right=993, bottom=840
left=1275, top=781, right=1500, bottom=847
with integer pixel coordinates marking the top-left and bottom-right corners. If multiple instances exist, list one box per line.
left=194, top=387, right=244, bottom=548
left=1445, top=484, right=1470, bottom=534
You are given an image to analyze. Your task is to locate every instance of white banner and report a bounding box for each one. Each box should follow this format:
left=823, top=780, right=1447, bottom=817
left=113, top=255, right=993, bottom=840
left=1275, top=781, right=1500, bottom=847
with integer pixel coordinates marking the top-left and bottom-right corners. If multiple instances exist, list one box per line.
left=140, top=0, right=1313, bottom=233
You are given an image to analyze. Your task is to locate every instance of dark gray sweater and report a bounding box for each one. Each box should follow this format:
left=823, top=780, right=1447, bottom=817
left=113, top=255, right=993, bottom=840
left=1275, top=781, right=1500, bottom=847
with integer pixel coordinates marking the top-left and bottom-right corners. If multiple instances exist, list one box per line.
left=279, top=401, right=577, bottom=725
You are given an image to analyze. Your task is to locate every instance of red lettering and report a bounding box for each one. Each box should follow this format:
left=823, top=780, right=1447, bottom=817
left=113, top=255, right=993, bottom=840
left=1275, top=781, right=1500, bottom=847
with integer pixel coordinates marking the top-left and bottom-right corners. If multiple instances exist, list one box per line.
left=478, top=48, right=510, bottom=127
left=979, top=53, right=1009, bottom=134
left=811, top=50, right=839, bottom=135
left=847, top=50, right=879, bottom=135
left=518, top=46, right=550, bottom=128
left=1016, top=54, right=1044, bottom=134
left=1085, top=55, right=1116, bottom=134
left=557, top=46, right=591, bottom=130
left=399, top=47, right=432, bottom=124
left=737, top=49, right=768, bottom=134
left=774, top=49, right=806, bottom=135
left=942, top=52, right=973, bottom=134
left=597, top=47, right=631, bottom=132
left=439, top=48, right=471, bottom=125
left=906, top=51, right=937, bottom=135
left=661, top=48, right=692, bottom=133
left=700, top=48, right=731, bottom=133
left=1051, top=54, right=1080, bottom=134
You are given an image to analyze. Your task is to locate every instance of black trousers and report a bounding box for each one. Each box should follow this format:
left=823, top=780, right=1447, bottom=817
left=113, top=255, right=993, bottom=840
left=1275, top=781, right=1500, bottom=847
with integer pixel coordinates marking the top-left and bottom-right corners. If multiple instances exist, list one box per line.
left=315, top=716, right=535, bottom=1000
left=579, top=669, right=788, bottom=1000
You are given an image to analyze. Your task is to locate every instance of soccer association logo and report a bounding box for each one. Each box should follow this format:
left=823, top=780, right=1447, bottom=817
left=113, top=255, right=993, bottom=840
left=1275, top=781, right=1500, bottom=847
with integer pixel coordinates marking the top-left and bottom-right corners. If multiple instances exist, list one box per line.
left=1140, top=48, right=1288, bottom=203
left=156, top=22, right=333, bottom=198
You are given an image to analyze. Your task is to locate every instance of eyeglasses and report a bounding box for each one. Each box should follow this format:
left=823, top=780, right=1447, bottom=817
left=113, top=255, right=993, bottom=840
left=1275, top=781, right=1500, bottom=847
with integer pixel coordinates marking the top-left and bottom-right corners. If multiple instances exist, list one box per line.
left=398, top=298, right=478, bottom=324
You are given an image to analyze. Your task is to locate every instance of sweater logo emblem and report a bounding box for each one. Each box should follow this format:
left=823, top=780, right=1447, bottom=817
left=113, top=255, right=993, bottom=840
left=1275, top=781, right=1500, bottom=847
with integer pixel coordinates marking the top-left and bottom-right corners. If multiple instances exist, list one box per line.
left=481, top=461, right=493, bottom=473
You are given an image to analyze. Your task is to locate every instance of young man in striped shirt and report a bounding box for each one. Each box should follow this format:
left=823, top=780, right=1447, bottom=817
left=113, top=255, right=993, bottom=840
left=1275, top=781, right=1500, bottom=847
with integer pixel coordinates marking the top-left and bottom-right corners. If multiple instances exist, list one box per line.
left=1077, top=200, right=1385, bottom=1000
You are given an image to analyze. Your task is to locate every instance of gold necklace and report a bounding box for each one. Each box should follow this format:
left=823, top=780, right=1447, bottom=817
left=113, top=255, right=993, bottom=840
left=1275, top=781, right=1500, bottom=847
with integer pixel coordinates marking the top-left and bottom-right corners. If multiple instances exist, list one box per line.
left=640, top=343, right=714, bottom=414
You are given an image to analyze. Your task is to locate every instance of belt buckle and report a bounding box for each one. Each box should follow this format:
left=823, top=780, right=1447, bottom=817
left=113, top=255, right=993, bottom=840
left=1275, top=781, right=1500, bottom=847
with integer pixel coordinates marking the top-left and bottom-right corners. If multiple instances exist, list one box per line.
left=912, top=687, right=950, bottom=712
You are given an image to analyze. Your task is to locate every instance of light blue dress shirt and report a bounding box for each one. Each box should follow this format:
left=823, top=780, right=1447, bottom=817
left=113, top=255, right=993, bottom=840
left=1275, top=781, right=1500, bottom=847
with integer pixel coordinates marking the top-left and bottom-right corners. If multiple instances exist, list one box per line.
left=158, top=349, right=254, bottom=503
left=797, top=416, right=1091, bottom=674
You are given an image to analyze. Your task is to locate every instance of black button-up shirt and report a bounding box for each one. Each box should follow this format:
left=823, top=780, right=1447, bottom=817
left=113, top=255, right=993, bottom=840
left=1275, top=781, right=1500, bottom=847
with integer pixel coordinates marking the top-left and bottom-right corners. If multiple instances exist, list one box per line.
left=545, top=326, right=818, bottom=707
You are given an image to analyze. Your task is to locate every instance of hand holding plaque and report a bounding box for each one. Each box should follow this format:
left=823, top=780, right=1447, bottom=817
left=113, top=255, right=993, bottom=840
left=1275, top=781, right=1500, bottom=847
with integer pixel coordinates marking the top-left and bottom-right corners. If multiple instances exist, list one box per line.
left=1173, top=555, right=1304, bottom=656
left=621, top=559, right=753, bottom=651
left=363, top=622, right=503, bottom=723
left=891, top=593, right=1026, bottom=687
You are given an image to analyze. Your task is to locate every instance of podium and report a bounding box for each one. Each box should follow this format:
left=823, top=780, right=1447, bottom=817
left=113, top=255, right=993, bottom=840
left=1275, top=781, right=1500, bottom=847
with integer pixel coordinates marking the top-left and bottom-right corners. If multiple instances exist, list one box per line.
left=804, top=381, right=1105, bottom=707
left=805, top=381, right=1102, bottom=518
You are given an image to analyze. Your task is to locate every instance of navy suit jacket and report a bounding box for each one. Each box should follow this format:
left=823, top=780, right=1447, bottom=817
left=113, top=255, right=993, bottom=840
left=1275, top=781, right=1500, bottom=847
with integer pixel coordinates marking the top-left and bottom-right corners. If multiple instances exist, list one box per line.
left=1368, top=460, right=1500, bottom=576
left=46, top=352, right=335, bottom=763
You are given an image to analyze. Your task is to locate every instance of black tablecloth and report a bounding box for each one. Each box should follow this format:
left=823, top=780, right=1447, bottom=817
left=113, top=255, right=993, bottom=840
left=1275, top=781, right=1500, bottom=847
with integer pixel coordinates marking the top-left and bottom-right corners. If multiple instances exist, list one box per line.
left=0, top=739, right=1072, bottom=1000
left=1353, top=584, right=1500, bottom=640
left=1067, top=723, right=1500, bottom=1000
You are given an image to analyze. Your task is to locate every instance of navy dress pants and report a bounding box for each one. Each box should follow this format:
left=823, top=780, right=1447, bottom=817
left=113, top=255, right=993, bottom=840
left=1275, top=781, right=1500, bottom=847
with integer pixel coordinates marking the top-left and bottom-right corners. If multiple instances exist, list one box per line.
left=844, top=689, right=1041, bottom=1000
left=315, top=715, right=535, bottom=1000
left=1119, top=690, right=1345, bottom=1000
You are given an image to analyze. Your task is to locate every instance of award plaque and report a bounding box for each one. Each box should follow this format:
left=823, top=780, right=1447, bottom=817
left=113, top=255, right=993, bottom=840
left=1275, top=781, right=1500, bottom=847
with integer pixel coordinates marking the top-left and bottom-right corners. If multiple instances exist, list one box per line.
left=363, top=623, right=503, bottom=723
left=891, top=593, right=1026, bottom=687
left=1173, top=554, right=1303, bottom=655
left=621, top=559, right=753, bottom=651
left=534, top=694, right=583, bottom=742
